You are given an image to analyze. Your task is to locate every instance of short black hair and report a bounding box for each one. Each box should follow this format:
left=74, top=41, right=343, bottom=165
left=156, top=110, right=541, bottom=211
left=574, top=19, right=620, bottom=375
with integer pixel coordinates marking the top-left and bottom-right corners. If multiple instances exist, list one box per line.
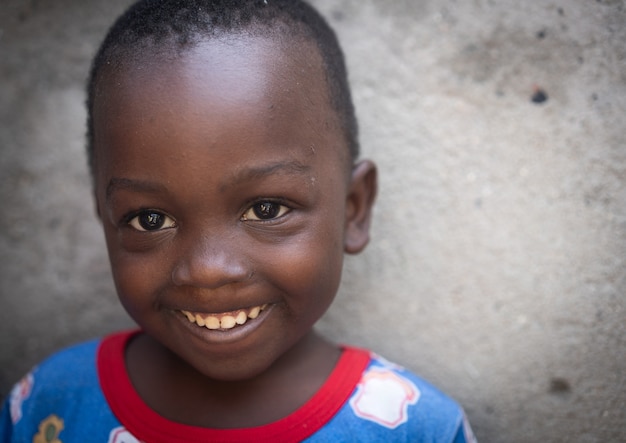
left=86, top=0, right=359, bottom=178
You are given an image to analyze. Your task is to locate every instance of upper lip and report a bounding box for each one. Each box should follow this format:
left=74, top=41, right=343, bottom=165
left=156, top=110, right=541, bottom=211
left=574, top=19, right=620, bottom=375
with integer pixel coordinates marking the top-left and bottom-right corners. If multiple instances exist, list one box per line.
left=160, top=285, right=280, bottom=330
left=175, top=301, right=270, bottom=315
left=162, top=285, right=276, bottom=314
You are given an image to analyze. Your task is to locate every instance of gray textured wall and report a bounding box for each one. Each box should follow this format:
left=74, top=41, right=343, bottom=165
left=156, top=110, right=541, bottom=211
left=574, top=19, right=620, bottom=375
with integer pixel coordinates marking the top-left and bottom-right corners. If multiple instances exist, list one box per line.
left=1, top=1, right=625, bottom=442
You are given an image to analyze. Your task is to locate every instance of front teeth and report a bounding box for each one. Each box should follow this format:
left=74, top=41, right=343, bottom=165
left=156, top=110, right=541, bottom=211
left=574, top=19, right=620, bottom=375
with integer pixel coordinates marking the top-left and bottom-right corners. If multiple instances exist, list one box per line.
left=249, top=306, right=261, bottom=319
left=235, top=311, right=246, bottom=325
left=205, top=316, right=220, bottom=329
left=181, top=304, right=268, bottom=330
left=220, top=315, right=236, bottom=329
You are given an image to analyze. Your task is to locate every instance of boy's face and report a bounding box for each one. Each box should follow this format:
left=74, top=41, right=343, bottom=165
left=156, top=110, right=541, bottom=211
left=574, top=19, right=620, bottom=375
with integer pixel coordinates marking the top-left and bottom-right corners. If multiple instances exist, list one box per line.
left=93, top=36, right=375, bottom=380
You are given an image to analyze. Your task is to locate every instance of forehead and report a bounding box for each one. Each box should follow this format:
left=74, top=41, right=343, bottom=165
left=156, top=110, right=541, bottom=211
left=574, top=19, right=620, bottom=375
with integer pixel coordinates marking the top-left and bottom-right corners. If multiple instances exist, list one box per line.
left=92, top=35, right=349, bottom=175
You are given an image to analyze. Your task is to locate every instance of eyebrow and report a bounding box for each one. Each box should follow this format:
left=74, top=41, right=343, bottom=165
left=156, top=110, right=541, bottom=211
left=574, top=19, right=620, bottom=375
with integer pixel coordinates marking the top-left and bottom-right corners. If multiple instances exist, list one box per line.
left=219, top=160, right=312, bottom=191
left=106, top=177, right=167, bottom=200
left=105, top=160, right=312, bottom=199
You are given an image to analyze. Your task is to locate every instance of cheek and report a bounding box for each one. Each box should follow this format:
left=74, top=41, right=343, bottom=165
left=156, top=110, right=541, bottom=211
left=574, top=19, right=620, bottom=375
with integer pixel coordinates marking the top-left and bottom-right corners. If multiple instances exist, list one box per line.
left=109, top=257, right=152, bottom=311
left=262, top=222, right=345, bottom=312
left=105, top=240, right=171, bottom=316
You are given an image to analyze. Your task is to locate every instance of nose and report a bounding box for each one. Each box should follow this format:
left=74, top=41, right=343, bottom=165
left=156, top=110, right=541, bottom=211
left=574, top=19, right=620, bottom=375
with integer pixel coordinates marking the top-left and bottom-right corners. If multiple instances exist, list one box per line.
left=171, top=231, right=251, bottom=289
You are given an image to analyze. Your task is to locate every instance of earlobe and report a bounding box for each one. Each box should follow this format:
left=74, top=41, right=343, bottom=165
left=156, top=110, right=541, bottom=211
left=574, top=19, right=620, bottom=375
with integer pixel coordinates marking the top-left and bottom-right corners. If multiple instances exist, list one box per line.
left=344, top=159, right=377, bottom=254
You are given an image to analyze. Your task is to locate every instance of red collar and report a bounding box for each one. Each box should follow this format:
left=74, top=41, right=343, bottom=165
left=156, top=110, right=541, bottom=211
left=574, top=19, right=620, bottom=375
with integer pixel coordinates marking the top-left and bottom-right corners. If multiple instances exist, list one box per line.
left=98, top=330, right=370, bottom=443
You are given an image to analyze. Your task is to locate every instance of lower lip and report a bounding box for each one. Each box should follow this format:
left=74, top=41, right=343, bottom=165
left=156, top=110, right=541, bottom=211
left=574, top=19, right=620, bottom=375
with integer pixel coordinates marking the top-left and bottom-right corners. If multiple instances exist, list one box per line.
left=173, top=305, right=274, bottom=346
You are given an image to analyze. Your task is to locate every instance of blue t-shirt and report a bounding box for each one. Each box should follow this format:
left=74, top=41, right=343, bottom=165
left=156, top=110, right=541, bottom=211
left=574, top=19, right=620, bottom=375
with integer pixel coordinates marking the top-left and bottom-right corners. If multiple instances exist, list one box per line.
left=1, top=331, right=476, bottom=442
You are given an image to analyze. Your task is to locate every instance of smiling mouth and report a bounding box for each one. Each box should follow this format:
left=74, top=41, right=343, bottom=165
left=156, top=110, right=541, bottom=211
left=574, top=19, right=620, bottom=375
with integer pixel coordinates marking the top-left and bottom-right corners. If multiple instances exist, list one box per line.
left=180, top=304, right=268, bottom=330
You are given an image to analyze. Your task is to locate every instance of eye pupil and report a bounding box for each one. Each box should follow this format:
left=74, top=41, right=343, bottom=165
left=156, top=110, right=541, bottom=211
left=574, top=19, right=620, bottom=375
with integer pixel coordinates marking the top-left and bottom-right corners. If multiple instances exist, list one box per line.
left=140, top=212, right=164, bottom=230
left=254, top=202, right=279, bottom=219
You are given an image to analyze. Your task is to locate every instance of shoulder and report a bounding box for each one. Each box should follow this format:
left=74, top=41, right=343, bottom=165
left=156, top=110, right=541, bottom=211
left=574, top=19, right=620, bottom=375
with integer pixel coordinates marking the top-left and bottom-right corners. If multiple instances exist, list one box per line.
left=1, top=336, right=125, bottom=442
left=26, top=330, right=134, bottom=391
left=4, top=339, right=101, bottom=419
left=314, top=348, right=476, bottom=443
left=32, top=338, right=101, bottom=384
left=368, top=352, right=463, bottom=417
left=3, top=338, right=101, bottom=414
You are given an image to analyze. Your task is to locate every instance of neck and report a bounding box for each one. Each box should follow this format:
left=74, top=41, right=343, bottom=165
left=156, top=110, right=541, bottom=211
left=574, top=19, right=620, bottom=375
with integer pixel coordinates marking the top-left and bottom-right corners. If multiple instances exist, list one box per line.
left=125, top=330, right=340, bottom=428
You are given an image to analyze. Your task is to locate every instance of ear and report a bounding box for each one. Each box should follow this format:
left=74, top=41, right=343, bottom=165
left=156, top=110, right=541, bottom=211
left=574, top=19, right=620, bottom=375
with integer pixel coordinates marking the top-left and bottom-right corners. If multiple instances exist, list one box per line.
left=344, top=159, right=377, bottom=254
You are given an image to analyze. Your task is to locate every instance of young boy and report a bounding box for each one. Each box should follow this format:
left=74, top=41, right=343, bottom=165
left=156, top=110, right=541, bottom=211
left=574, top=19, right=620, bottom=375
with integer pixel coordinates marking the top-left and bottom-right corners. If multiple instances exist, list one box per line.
left=1, top=1, right=475, bottom=441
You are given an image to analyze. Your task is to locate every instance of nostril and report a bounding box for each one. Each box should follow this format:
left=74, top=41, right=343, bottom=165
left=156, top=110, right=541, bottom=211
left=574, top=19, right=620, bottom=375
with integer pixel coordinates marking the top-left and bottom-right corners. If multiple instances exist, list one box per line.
left=171, top=262, right=189, bottom=287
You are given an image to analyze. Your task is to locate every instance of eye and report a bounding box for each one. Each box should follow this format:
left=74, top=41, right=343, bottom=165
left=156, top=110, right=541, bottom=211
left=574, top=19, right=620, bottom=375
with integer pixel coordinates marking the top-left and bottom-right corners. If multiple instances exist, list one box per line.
left=127, top=211, right=177, bottom=232
left=242, top=201, right=290, bottom=221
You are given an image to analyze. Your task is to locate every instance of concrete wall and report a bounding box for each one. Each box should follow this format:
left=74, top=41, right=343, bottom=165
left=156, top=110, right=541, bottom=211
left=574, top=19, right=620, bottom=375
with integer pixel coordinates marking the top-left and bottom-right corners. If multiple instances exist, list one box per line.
left=1, top=1, right=624, bottom=441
